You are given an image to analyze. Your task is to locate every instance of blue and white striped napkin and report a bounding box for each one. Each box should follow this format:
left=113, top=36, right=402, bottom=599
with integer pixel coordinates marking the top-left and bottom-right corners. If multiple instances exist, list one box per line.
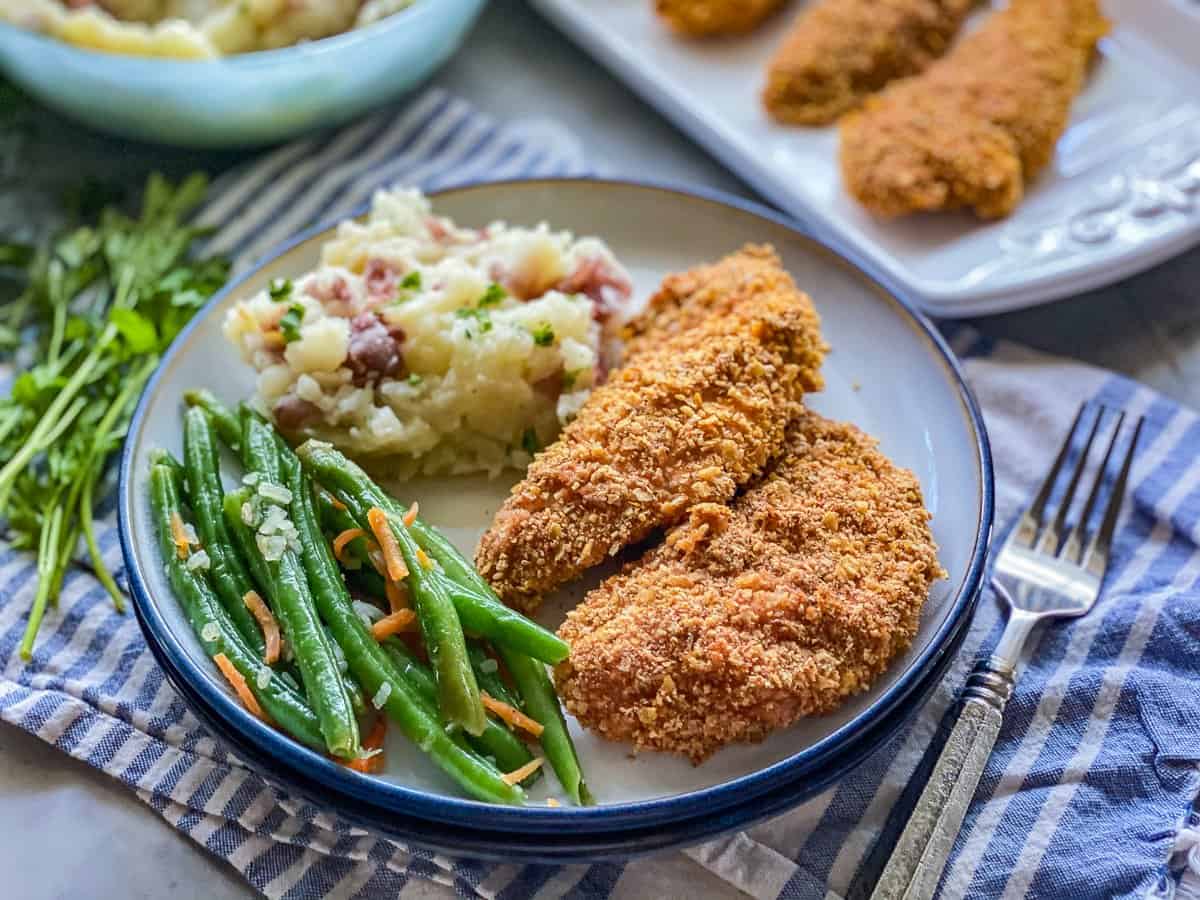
left=3, top=87, right=1200, bottom=900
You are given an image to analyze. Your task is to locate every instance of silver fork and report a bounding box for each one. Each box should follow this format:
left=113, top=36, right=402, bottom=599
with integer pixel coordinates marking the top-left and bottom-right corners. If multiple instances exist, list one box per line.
left=867, top=405, right=1144, bottom=900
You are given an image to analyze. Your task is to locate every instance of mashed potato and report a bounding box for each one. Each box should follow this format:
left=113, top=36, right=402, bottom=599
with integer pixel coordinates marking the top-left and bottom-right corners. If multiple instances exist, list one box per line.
left=0, top=0, right=413, bottom=59
left=224, top=188, right=634, bottom=479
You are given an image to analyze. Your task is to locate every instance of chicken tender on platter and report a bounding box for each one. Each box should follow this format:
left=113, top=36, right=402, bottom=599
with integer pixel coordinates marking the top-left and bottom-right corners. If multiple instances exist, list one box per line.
left=555, top=411, right=943, bottom=763
left=762, top=0, right=976, bottom=126
left=839, top=0, right=1109, bottom=219
left=475, top=247, right=826, bottom=613
left=655, top=0, right=787, bottom=38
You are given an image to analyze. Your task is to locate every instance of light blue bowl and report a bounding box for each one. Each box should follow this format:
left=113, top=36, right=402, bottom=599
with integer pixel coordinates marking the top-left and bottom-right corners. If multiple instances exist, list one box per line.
left=0, top=0, right=486, bottom=148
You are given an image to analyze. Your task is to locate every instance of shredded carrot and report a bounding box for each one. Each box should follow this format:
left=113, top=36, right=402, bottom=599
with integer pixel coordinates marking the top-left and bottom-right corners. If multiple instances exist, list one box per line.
left=372, top=609, right=417, bottom=640
left=402, top=502, right=419, bottom=527
left=416, top=548, right=433, bottom=571
left=501, top=757, right=544, bottom=786
left=243, top=590, right=281, bottom=665
left=363, top=716, right=387, bottom=750
left=329, top=495, right=347, bottom=511
left=367, top=507, right=408, bottom=582
left=212, top=653, right=268, bottom=722
left=385, top=579, right=410, bottom=614
left=332, top=528, right=365, bottom=566
left=169, top=511, right=190, bottom=560
left=343, top=717, right=387, bottom=773
left=481, top=692, right=544, bottom=738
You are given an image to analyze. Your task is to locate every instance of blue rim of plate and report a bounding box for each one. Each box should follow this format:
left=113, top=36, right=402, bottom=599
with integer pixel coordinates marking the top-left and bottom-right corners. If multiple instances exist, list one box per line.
left=118, top=176, right=994, bottom=834
left=0, top=0, right=455, bottom=67
left=138, top=566, right=975, bottom=862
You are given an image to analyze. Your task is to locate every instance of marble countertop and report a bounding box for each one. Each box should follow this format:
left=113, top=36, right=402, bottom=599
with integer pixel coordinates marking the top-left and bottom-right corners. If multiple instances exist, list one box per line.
left=1, top=2, right=1197, bottom=898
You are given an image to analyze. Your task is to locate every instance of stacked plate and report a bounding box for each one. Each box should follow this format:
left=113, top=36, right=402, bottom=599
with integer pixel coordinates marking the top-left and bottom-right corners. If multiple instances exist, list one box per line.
left=118, top=181, right=993, bottom=861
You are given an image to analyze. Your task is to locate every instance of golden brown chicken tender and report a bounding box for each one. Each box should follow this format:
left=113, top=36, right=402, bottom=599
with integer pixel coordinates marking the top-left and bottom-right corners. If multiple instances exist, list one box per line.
left=620, top=244, right=788, bottom=361
left=555, top=411, right=943, bottom=763
left=839, top=0, right=1109, bottom=219
left=762, top=0, right=977, bottom=126
left=475, top=247, right=826, bottom=613
left=655, top=0, right=787, bottom=38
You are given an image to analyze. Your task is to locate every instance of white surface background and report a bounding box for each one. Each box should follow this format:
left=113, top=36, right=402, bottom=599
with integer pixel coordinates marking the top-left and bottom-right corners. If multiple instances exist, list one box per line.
left=2, top=1, right=1199, bottom=898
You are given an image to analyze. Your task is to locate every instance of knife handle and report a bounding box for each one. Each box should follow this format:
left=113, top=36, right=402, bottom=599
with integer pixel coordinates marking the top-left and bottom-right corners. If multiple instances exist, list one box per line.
left=868, top=658, right=1016, bottom=900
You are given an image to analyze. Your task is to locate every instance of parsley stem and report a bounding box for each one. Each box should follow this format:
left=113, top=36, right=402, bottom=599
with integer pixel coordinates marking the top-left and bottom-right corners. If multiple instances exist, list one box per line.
left=19, top=503, right=63, bottom=660
left=79, top=354, right=157, bottom=613
left=0, top=408, right=23, bottom=447
left=48, top=520, right=80, bottom=607
left=81, top=466, right=122, bottom=613
left=4, top=288, right=32, bottom=331
left=46, top=262, right=67, bottom=366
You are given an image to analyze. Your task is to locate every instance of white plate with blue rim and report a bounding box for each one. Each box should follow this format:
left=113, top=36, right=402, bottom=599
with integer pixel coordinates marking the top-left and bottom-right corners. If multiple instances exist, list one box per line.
left=118, top=178, right=992, bottom=849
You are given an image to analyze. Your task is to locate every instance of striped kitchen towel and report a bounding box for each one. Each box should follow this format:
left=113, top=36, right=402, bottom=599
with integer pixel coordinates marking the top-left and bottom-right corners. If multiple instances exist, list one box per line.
left=2, top=87, right=1200, bottom=900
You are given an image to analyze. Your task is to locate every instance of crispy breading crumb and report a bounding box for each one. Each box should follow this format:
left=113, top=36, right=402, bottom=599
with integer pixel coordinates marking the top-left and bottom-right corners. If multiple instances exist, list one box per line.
left=655, top=0, right=787, bottom=38
left=762, top=0, right=976, bottom=126
left=555, top=410, right=944, bottom=763
left=839, top=0, right=1109, bottom=219
left=475, top=246, right=826, bottom=613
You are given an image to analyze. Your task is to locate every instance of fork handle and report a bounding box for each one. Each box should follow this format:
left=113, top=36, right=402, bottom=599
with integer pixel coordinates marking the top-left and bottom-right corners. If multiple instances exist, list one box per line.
left=868, top=659, right=1016, bottom=900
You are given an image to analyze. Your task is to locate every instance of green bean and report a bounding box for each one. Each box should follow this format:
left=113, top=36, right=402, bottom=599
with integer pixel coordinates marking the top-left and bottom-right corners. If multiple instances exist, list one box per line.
left=222, top=488, right=273, bottom=598
left=286, top=459, right=524, bottom=803
left=467, top=642, right=521, bottom=710
left=447, top=580, right=568, bottom=666
left=184, top=388, right=241, bottom=452
left=383, top=638, right=537, bottom=776
left=193, top=396, right=556, bottom=672
left=149, top=448, right=187, bottom=488
left=411, top=548, right=588, bottom=799
left=296, top=442, right=487, bottom=737
left=149, top=463, right=325, bottom=752
left=342, top=671, right=368, bottom=720
left=499, top=645, right=593, bottom=805
left=240, top=415, right=359, bottom=759
left=182, top=407, right=264, bottom=656
left=315, top=487, right=389, bottom=595
left=407, top=519, right=569, bottom=665
left=379, top=638, right=438, bottom=698
left=220, top=486, right=315, bottom=698
left=316, top=485, right=359, bottom=535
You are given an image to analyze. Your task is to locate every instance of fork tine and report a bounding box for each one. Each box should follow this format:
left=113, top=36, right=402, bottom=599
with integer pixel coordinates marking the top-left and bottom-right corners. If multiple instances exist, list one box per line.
left=1036, top=405, right=1104, bottom=555
left=1083, top=416, right=1144, bottom=576
left=1011, top=404, right=1087, bottom=548
left=1061, top=411, right=1125, bottom=563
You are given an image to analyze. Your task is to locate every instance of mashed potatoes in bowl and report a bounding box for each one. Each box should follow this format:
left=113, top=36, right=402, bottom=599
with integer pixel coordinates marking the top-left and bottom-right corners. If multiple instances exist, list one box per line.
left=0, top=0, right=416, bottom=58
left=224, top=188, right=634, bottom=479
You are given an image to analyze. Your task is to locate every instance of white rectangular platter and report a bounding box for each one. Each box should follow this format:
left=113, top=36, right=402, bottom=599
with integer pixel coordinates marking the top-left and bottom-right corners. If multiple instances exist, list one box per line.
left=529, top=0, right=1200, bottom=317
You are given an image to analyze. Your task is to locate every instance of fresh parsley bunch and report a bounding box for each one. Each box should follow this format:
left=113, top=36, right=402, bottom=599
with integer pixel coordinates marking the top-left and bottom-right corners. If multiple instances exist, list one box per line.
left=0, top=172, right=229, bottom=658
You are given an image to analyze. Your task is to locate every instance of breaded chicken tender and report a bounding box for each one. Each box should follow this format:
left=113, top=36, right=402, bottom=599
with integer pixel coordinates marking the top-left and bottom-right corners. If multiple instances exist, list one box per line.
left=762, top=0, right=976, bottom=126
left=555, top=411, right=943, bottom=763
left=475, top=247, right=826, bottom=613
left=622, top=244, right=791, bottom=361
left=839, top=0, right=1109, bottom=219
left=655, top=0, right=787, bottom=38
